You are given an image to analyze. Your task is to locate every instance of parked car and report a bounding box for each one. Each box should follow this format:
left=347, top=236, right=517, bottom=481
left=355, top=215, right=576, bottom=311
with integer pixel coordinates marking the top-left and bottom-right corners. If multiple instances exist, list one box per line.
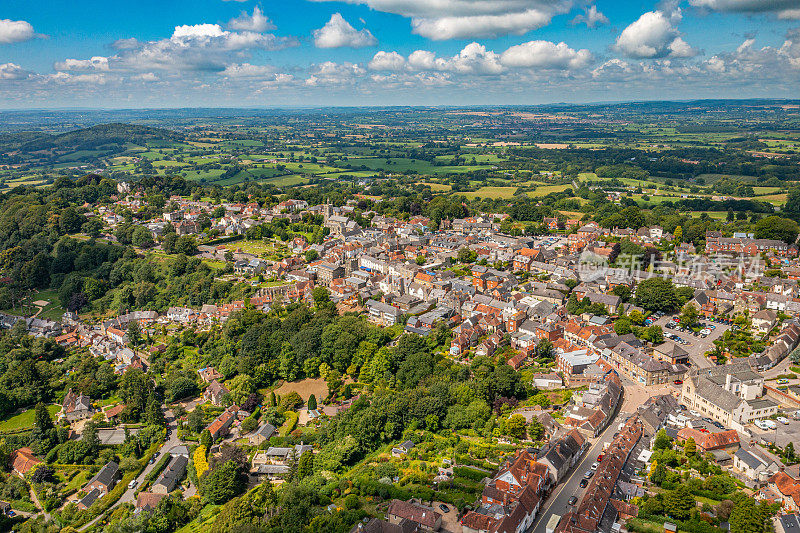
left=590, top=462, right=599, bottom=470
left=583, top=470, right=594, bottom=479
left=777, top=416, right=790, bottom=425
left=439, top=504, right=450, bottom=513
left=754, top=419, right=771, bottom=430
left=128, top=479, right=138, bottom=489
left=568, top=496, right=578, bottom=506
left=777, top=378, right=789, bottom=385
left=580, top=478, right=589, bottom=488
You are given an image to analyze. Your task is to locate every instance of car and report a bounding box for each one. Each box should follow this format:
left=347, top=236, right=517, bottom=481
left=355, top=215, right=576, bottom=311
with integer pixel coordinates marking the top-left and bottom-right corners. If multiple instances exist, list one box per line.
left=777, top=379, right=789, bottom=385
left=439, top=504, right=450, bottom=513
left=700, top=328, right=711, bottom=335
left=8, top=511, right=14, bottom=517
left=590, top=462, right=599, bottom=470
left=754, top=419, right=771, bottom=430
left=153, top=451, right=160, bottom=458
left=690, top=410, right=702, bottom=417
left=777, top=416, right=790, bottom=425
left=583, top=470, right=594, bottom=479
left=597, top=454, right=604, bottom=462
left=568, top=496, right=578, bottom=506
left=580, top=478, right=589, bottom=488
left=128, top=479, right=138, bottom=489
left=708, top=324, right=716, bottom=329
left=674, top=380, right=683, bottom=385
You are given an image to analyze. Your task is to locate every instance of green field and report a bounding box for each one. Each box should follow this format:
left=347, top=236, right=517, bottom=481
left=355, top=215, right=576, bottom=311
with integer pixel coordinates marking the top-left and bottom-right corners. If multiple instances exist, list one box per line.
left=0, top=404, right=60, bottom=432
left=463, top=186, right=518, bottom=199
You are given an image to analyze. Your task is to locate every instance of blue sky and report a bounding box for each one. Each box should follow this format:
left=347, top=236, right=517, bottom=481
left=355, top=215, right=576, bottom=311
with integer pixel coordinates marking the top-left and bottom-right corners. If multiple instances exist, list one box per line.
left=0, top=0, right=798, bottom=108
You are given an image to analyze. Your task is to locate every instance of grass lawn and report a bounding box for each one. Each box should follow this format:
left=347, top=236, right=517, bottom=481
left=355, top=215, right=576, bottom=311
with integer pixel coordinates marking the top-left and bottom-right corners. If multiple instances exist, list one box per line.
left=176, top=504, right=222, bottom=533
left=462, top=186, right=518, bottom=199
left=0, top=404, right=60, bottom=432
left=527, top=184, right=573, bottom=197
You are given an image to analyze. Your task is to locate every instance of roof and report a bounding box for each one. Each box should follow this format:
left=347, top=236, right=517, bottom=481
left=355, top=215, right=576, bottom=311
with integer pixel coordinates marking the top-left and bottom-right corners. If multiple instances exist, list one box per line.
left=79, top=488, right=102, bottom=509
left=136, top=491, right=166, bottom=512
left=12, top=447, right=42, bottom=475
left=387, top=499, right=441, bottom=528
left=153, top=455, right=188, bottom=492
left=677, top=428, right=740, bottom=451
left=88, top=461, right=119, bottom=488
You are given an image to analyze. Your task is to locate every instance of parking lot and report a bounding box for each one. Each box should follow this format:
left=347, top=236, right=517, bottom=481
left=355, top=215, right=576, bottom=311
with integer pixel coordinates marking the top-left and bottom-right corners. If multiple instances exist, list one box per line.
left=652, top=314, right=732, bottom=368
left=749, top=417, right=800, bottom=448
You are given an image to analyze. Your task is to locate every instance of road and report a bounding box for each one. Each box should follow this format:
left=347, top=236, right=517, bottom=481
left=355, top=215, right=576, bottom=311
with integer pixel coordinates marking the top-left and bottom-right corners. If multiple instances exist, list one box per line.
left=79, top=408, right=180, bottom=531
left=527, top=408, right=627, bottom=533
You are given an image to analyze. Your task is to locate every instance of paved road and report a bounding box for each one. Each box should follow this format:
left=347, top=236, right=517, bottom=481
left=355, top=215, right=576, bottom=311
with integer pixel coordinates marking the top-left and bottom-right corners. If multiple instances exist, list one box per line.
left=80, top=408, right=180, bottom=531
left=527, top=409, right=627, bottom=533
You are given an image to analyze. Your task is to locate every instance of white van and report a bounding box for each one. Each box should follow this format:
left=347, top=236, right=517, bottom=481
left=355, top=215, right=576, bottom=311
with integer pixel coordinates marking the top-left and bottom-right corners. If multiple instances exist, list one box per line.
left=128, top=479, right=138, bottom=489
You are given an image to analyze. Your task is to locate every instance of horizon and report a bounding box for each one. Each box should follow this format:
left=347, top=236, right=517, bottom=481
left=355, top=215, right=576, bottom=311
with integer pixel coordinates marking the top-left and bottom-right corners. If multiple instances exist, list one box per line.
left=1, top=0, right=799, bottom=107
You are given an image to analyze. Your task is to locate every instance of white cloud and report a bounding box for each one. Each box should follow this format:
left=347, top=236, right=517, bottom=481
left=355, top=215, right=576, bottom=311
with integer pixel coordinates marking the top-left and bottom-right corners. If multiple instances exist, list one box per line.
left=305, top=61, right=366, bottom=86
left=500, top=40, right=592, bottom=69
left=690, top=0, right=800, bottom=19
left=0, top=18, right=38, bottom=44
left=48, top=72, right=107, bottom=85
left=54, top=56, right=110, bottom=71
left=406, top=43, right=503, bottom=74
left=220, top=62, right=277, bottom=77
left=133, top=72, right=158, bottom=82
left=62, top=23, right=296, bottom=73
left=0, top=62, right=32, bottom=80
left=111, top=38, right=140, bottom=50
left=313, top=13, right=377, bottom=48
left=228, top=7, right=275, bottom=32
left=571, top=6, right=609, bottom=27
left=614, top=9, right=697, bottom=59
left=309, top=0, right=571, bottom=40
left=368, top=51, right=406, bottom=71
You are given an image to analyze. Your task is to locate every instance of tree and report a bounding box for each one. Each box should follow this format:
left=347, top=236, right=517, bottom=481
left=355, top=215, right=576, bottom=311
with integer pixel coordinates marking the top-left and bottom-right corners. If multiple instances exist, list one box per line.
left=635, top=277, right=678, bottom=312
left=344, top=494, right=360, bottom=510
left=312, top=287, right=330, bottom=306
left=684, top=436, right=696, bottom=457
left=297, top=451, right=314, bottom=480
left=754, top=216, right=799, bottom=244
left=200, top=460, right=246, bottom=504
left=653, top=429, right=672, bottom=450
left=528, top=418, right=546, bottom=441
left=729, top=497, right=769, bottom=533
left=131, top=226, right=154, bottom=248
left=679, top=303, right=699, bottom=329
left=307, top=394, right=317, bottom=411
left=304, top=249, right=318, bottom=262
left=663, top=484, right=695, bottom=520
left=505, top=414, right=528, bottom=439
left=127, top=321, right=141, bottom=347
left=200, top=429, right=212, bottom=450
left=31, top=465, right=55, bottom=483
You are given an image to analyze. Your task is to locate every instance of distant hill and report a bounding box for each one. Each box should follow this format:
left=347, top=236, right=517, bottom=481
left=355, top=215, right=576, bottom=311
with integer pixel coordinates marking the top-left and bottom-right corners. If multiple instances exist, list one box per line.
left=0, top=123, right=183, bottom=164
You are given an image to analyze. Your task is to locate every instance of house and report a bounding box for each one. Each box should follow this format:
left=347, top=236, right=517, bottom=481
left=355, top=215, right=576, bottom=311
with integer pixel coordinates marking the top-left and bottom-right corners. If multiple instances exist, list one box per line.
left=85, top=461, right=120, bottom=495
left=538, top=430, right=587, bottom=484
left=197, top=366, right=223, bottom=383
left=204, top=380, right=229, bottom=406
left=391, top=440, right=415, bottom=457
left=676, top=428, right=740, bottom=454
left=763, top=472, right=800, bottom=512
left=752, top=309, right=778, bottom=334
left=11, top=447, right=42, bottom=476
left=206, top=408, right=236, bottom=440
left=136, top=492, right=166, bottom=513
left=776, top=514, right=800, bottom=533
left=386, top=499, right=442, bottom=532
left=733, top=448, right=779, bottom=485
left=249, top=422, right=277, bottom=446
left=61, top=388, right=93, bottom=422
left=152, top=455, right=188, bottom=494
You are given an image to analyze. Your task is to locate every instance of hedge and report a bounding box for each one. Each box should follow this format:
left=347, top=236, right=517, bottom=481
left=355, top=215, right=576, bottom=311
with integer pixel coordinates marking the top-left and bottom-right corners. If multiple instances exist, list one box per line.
left=453, top=466, right=487, bottom=482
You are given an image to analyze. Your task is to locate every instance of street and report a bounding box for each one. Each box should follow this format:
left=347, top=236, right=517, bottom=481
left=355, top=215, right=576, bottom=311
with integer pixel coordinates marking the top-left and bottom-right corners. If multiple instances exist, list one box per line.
left=79, top=408, right=181, bottom=531
left=528, top=408, right=628, bottom=533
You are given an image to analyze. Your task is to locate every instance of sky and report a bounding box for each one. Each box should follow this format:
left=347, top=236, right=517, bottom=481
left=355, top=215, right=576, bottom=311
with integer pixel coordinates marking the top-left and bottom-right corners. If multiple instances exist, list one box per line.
left=0, top=0, right=799, bottom=108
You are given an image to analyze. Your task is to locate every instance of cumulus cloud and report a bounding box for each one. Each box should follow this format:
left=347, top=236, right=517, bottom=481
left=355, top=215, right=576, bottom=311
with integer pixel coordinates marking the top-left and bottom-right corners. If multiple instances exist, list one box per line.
left=228, top=7, right=275, bottom=32
left=60, top=22, right=296, bottom=74
left=313, top=13, right=377, bottom=48
left=305, top=61, right=366, bottom=86
left=0, top=18, right=39, bottom=44
left=0, top=62, right=32, bottom=80
left=500, top=40, right=592, bottom=69
left=571, top=6, right=609, bottom=27
left=614, top=9, right=697, bottom=59
left=54, top=56, right=110, bottom=71
left=309, top=0, right=571, bottom=40
left=406, top=43, right=503, bottom=74
left=368, top=51, right=406, bottom=71
left=220, top=62, right=277, bottom=77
